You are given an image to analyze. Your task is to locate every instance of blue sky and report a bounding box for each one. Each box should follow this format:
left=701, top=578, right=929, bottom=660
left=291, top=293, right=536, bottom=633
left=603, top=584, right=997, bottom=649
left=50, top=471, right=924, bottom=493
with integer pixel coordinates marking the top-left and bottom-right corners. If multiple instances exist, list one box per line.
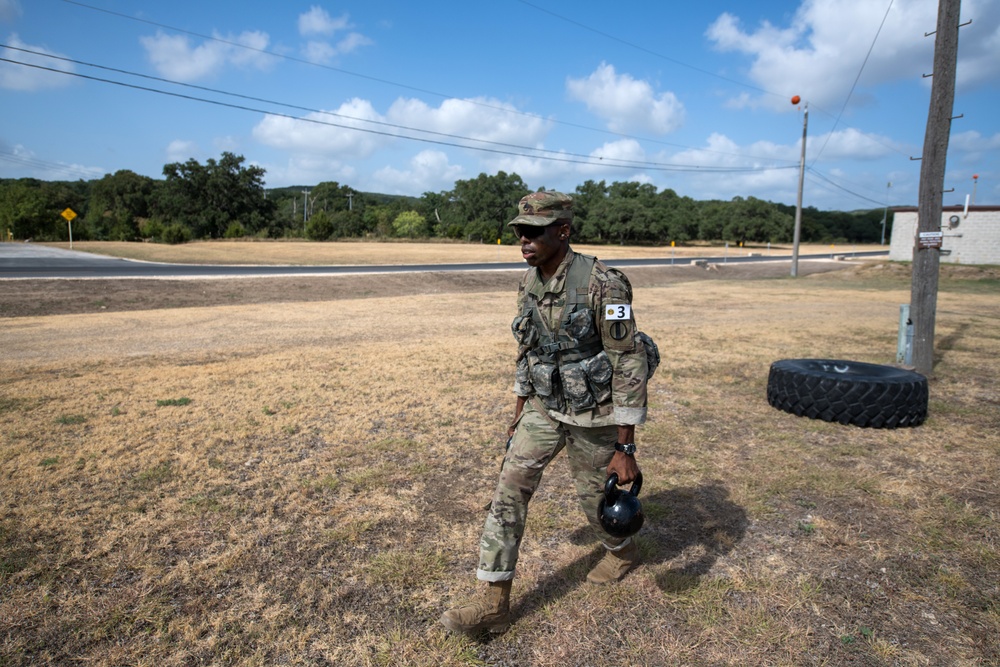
left=1, top=0, right=998, bottom=211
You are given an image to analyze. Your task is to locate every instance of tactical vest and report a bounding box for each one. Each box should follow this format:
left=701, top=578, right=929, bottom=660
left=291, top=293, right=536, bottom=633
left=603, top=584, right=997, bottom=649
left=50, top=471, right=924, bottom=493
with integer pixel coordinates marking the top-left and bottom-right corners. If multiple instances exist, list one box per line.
left=512, top=254, right=614, bottom=414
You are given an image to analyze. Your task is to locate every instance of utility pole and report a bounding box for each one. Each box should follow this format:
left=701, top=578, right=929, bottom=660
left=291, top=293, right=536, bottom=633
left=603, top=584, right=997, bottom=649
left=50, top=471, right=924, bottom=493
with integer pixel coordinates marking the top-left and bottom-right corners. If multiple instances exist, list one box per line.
left=301, top=189, right=310, bottom=226
left=791, top=100, right=808, bottom=277
left=910, top=0, right=962, bottom=376
left=881, top=181, right=892, bottom=245
left=346, top=192, right=354, bottom=211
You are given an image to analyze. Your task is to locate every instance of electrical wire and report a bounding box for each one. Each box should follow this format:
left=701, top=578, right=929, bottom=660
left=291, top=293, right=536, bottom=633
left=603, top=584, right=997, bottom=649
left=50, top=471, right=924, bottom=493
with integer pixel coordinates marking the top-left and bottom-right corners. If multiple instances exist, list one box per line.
left=806, top=167, right=885, bottom=206
left=0, top=44, right=799, bottom=173
left=0, top=55, right=800, bottom=175
left=0, top=150, right=103, bottom=179
left=517, top=0, right=906, bottom=163
left=513, top=0, right=784, bottom=100
left=56, top=0, right=789, bottom=163
left=809, top=0, right=895, bottom=166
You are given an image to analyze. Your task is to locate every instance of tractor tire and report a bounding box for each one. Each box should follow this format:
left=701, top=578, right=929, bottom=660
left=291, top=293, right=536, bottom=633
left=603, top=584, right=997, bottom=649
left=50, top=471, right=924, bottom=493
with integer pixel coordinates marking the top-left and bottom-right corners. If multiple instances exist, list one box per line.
left=766, top=359, right=927, bottom=428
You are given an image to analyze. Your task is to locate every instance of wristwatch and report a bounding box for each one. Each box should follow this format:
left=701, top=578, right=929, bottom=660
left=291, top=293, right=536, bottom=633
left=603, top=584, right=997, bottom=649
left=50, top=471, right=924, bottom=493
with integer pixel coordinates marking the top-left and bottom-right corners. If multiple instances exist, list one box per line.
left=615, top=442, right=637, bottom=456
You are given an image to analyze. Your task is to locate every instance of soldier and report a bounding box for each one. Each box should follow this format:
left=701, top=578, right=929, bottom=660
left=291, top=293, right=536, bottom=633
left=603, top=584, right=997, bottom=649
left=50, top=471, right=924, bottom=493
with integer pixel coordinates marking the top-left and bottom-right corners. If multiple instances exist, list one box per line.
left=441, top=191, right=651, bottom=636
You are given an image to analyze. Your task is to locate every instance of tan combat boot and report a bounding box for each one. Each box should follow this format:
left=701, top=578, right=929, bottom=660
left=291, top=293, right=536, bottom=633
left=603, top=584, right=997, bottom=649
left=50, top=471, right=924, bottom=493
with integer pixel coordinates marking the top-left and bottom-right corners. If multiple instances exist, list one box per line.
left=440, top=580, right=512, bottom=635
left=586, top=540, right=639, bottom=584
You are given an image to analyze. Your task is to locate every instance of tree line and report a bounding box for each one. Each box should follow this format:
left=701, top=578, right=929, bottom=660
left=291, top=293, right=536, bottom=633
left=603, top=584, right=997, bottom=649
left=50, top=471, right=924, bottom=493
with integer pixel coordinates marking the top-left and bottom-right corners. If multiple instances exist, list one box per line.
left=0, top=151, right=892, bottom=246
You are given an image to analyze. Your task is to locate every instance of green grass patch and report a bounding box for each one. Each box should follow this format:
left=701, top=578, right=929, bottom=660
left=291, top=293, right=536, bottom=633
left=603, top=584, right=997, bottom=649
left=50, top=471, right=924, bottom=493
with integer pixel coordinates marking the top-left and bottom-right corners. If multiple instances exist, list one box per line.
left=39, top=457, right=59, bottom=467
left=156, top=397, right=191, bottom=407
left=135, top=460, right=174, bottom=489
left=56, top=414, right=87, bottom=425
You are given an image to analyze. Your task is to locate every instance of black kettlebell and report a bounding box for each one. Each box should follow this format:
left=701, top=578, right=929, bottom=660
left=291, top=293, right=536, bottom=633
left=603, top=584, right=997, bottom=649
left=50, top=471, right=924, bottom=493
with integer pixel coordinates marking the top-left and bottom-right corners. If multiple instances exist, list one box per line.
left=597, top=471, right=644, bottom=538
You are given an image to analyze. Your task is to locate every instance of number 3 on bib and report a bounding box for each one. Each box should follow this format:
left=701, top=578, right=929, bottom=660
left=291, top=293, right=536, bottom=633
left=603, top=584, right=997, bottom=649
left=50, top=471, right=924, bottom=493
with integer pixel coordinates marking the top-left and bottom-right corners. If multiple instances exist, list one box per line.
left=605, top=304, right=631, bottom=321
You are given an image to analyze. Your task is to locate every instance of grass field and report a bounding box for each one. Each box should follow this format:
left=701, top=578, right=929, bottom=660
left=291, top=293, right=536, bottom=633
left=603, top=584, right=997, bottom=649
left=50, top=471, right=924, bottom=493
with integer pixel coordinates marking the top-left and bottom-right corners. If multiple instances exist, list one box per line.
left=1, top=244, right=997, bottom=665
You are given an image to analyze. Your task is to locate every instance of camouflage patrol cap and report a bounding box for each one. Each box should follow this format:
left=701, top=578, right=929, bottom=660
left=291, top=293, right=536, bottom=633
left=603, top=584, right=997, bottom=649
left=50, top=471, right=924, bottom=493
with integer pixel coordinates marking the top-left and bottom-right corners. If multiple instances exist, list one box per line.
left=508, top=191, right=574, bottom=227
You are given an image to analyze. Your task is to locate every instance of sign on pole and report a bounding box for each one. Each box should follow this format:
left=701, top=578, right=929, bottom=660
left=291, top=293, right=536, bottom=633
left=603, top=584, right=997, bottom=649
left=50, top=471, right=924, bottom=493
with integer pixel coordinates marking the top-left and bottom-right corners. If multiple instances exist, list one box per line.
left=61, top=208, right=77, bottom=249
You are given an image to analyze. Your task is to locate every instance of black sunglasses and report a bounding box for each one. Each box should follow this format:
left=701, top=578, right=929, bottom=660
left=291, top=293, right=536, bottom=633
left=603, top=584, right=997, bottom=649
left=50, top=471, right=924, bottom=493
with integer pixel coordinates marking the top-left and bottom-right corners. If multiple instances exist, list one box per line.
left=512, top=223, right=556, bottom=239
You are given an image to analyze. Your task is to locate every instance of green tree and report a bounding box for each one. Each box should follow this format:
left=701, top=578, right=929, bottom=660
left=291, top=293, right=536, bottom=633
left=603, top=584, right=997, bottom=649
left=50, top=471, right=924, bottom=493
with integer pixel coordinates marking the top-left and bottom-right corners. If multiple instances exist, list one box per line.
left=0, top=180, right=48, bottom=240
left=330, top=210, right=366, bottom=238
left=155, top=152, right=274, bottom=238
left=430, top=171, right=530, bottom=242
left=574, top=180, right=609, bottom=242
left=309, top=181, right=355, bottom=218
left=585, top=181, right=660, bottom=244
left=305, top=209, right=334, bottom=240
left=720, top=196, right=792, bottom=246
left=85, top=170, right=156, bottom=241
left=392, top=210, right=428, bottom=237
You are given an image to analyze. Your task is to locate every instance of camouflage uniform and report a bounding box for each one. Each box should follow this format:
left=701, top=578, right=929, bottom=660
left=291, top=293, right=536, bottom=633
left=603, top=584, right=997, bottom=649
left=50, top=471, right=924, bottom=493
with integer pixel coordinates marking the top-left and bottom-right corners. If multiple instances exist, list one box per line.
left=477, top=248, right=649, bottom=582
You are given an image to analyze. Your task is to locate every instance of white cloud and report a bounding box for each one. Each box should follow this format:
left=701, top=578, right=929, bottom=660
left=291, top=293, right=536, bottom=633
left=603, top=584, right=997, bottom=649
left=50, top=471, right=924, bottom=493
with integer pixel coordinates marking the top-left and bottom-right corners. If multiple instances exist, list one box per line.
left=0, top=34, right=74, bottom=91
left=296, top=7, right=371, bottom=62
left=213, top=135, right=241, bottom=153
left=166, top=140, right=200, bottom=163
left=578, top=139, right=648, bottom=175
left=387, top=96, right=550, bottom=147
left=0, top=0, right=22, bottom=22
left=301, top=32, right=372, bottom=63
left=334, top=32, right=373, bottom=55
left=140, top=30, right=274, bottom=81
left=672, top=133, right=795, bottom=168
left=252, top=97, right=391, bottom=158
left=298, top=7, right=350, bottom=37
left=253, top=95, right=549, bottom=192
left=0, top=143, right=104, bottom=180
left=566, top=62, right=685, bottom=135
left=665, top=133, right=806, bottom=201
left=956, top=0, right=1000, bottom=89
left=808, top=127, right=901, bottom=161
left=951, top=130, right=1000, bottom=152
left=303, top=40, right=336, bottom=63
left=263, top=155, right=358, bottom=188
left=371, top=150, right=465, bottom=195
left=707, top=0, right=940, bottom=110
left=949, top=130, right=1000, bottom=167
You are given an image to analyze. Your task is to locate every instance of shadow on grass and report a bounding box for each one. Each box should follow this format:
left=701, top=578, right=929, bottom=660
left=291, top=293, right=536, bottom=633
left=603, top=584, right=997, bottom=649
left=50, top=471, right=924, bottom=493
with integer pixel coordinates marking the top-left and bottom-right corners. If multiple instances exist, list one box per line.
left=509, top=482, right=747, bottom=624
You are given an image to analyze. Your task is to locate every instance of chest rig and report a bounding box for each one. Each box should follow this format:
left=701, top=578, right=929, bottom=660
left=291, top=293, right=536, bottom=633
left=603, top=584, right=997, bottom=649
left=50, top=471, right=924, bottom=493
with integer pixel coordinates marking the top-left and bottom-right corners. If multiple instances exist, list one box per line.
left=513, top=254, right=614, bottom=414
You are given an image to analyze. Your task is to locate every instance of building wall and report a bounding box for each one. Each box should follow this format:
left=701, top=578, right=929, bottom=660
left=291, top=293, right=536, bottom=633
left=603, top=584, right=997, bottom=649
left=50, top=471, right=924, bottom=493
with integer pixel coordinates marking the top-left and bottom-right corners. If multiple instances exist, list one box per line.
left=888, top=206, right=1000, bottom=265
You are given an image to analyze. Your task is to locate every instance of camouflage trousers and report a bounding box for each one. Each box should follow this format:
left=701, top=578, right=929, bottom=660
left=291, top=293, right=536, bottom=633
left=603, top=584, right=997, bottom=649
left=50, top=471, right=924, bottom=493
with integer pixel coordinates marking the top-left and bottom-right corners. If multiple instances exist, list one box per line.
left=476, top=400, right=628, bottom=582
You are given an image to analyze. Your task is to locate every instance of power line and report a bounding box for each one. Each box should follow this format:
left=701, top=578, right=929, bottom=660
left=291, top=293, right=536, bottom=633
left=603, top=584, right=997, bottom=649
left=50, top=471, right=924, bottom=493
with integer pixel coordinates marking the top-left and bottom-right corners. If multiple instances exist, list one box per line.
left=56, top=0, right=788, bottom=164
left=810, top=0, right=895, bottom=166
left=0, top=55, right=799, bottom=176
left=1, top=44, right=798, bottom=173
left=512, top=0, right=783, bottom=100
left=0, top=150, right=103, bottom=179
left=517, top=0, right=913, bottom=165
left=806, top=167, right=885, bottom=206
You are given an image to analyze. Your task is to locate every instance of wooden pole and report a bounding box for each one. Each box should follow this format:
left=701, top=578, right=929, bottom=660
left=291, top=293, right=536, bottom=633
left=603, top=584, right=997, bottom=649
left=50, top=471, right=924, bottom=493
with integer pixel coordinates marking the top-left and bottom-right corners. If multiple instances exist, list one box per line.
left=791, top=104, right=808, bottom=278
left=910, top=0, right=961, bottom=376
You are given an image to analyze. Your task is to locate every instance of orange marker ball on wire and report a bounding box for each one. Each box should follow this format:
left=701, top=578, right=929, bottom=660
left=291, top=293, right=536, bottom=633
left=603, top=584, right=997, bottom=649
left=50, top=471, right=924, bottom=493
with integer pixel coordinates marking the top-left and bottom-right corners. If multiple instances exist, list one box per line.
left=791, top=95, right=801, bottom=105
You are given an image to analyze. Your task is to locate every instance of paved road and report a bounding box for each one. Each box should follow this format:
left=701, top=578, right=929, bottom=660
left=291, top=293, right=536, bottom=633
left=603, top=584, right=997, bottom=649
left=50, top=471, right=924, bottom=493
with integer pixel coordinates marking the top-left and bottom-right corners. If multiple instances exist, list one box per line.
left=0, top=243, right=888, bottom=279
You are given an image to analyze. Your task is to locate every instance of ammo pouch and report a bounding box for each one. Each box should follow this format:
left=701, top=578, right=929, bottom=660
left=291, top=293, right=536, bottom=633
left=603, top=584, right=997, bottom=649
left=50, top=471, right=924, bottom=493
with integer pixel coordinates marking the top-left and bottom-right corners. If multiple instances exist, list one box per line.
left=564, top=308, right=595, bottom=340
left=515, top=355, right=531, bottom=387
left=511, top=315, right=539, bottom=348
left=638, top=331, right=660, bottom=380
left=580, top=350, right=613, bottom=404
left=528, top=355, right=557, bottom=397
left=559, top=361, right=595, bottom=411
left=527, top=353, right=564, bottom=411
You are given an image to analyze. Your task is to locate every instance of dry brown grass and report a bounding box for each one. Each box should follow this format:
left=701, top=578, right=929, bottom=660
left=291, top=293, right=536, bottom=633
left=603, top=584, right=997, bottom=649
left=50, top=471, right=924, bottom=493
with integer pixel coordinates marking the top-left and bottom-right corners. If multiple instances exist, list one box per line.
left=51, top=240, right=880, bottom=265
left=1, top=248, right=997, bottom=666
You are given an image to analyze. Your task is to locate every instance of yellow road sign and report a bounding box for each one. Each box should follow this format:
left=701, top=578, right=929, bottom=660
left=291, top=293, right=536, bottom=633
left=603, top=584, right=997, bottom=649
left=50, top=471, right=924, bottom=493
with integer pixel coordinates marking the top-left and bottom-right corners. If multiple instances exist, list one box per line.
left=61, top=208, right=77, bottom=222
